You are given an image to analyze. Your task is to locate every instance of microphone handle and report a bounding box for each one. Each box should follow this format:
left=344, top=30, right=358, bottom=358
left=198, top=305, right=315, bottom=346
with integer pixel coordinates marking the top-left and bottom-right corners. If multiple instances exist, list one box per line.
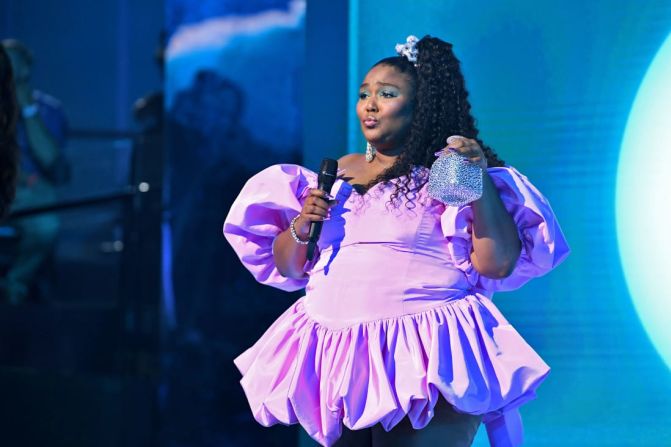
left=306, top=219, right=323, bottom=261
left=307, top=157, right=338, bottom=261
left=306, top=241, right=317, bottom=261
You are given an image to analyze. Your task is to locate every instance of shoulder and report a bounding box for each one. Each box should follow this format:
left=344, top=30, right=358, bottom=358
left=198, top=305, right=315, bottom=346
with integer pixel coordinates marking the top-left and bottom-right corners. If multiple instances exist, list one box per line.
left=486, top=165, right=550, bottom=206
left=487, top=165, right=531, bottom=185
left=337, top=153, right=364, bottom=171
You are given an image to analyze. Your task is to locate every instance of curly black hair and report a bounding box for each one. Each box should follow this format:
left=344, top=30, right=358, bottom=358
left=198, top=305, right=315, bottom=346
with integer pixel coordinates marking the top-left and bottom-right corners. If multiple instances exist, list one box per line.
left=0, top=46, right=19, bottom=217
left=364, top=35, right=505, bottom=207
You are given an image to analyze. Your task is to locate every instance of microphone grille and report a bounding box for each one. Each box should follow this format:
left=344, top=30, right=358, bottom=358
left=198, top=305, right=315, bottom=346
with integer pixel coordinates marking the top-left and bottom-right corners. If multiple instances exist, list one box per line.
left=320, top=158, right=338, bottom=175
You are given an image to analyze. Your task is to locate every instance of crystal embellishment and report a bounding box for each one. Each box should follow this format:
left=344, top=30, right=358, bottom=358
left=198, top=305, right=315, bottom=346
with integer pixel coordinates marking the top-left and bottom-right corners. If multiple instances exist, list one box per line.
left=427, top=152, right=483, bottom=207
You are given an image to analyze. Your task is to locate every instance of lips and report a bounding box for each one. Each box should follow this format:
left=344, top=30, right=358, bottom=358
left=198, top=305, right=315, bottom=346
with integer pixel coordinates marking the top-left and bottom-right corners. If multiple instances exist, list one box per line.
left=363, top=116, right=378, bottom=128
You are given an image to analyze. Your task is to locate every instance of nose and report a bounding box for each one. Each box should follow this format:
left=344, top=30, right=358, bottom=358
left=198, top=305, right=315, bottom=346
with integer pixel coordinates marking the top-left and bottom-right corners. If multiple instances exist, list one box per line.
left=365, top=97, right=378, bottom=112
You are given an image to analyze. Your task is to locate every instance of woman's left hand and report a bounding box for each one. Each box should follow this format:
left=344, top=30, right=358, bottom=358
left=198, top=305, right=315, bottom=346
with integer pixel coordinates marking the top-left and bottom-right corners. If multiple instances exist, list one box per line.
left=438, top=135, right=488, bottom=170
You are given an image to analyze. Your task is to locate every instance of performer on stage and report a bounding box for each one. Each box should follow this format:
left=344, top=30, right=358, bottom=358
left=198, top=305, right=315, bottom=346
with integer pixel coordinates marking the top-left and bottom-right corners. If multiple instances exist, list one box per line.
left=224, top=35, right=569, bottom=447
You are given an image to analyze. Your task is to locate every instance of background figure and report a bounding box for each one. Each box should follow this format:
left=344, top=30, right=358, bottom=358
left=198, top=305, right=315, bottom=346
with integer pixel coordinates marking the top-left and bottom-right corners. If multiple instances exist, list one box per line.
left=133, top=30, right=165, bottom=135
left=0, top=46, right=18, bottom=217
left=161, top=68, right=301, bottom=447
left=1, top=39, right=70, bottom=304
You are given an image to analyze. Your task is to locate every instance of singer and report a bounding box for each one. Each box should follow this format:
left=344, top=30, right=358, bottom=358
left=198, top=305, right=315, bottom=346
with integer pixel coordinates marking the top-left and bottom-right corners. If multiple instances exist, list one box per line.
left=223, top=35, right=569, bottom=447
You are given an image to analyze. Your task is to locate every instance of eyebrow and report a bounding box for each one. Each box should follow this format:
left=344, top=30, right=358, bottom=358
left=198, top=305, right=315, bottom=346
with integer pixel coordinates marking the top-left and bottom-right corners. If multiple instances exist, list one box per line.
left=359, top=81, right=401, bottom=89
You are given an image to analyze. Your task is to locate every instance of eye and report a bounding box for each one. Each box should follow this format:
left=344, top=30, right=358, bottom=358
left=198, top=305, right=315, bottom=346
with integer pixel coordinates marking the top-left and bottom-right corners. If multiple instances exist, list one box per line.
left=358, top=91, right=369, bottom=100
left=380, top=90, right=398, bottom=98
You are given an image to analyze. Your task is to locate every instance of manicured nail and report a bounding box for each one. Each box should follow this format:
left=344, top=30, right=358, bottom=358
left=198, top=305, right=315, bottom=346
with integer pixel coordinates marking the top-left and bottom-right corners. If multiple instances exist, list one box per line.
left=435, top=148, right=458, bottom=157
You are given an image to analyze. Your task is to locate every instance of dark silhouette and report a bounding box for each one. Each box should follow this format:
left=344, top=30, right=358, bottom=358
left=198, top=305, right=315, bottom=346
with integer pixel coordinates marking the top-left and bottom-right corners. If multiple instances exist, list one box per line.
left=0, top=45, right=19, bottom=217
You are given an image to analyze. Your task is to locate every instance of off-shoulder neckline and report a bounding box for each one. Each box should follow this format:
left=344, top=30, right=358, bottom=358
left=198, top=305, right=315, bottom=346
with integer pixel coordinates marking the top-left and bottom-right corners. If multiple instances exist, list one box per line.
left=339, top=165, right=430, bottom=196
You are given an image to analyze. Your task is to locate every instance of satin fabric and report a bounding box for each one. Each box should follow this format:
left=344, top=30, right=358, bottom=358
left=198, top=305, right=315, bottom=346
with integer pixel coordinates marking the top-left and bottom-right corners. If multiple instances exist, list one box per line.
left=223, top=164, right=569, bottom=446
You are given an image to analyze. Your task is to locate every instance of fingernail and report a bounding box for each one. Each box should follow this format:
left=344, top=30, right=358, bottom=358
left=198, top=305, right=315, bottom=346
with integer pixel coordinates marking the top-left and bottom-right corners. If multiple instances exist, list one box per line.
left=434, top=148, right=458, bottom=157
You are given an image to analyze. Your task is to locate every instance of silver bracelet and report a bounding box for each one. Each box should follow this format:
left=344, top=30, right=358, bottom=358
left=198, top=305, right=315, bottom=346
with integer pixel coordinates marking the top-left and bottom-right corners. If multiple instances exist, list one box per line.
left=290, top=215, right=309, bottom=245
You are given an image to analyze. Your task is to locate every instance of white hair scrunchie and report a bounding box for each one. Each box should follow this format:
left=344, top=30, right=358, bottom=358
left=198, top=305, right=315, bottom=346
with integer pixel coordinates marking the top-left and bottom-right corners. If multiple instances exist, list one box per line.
left=395, top=35, right=419, bottom=66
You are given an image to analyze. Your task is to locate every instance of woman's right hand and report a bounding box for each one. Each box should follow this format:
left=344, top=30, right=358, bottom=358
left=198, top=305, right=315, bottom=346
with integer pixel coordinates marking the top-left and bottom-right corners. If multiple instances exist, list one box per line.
left=294, top=189, right=338, bottom=240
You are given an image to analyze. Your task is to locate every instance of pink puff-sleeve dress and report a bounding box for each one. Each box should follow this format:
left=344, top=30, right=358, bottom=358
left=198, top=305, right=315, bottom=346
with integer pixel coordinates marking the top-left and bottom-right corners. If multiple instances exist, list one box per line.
left=223, top=163, right=569, bottom=447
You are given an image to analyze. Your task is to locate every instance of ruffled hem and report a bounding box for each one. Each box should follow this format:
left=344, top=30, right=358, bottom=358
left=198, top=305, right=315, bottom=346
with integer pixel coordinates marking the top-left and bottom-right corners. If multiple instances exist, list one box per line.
left=234, top=295, right=549, bottom=446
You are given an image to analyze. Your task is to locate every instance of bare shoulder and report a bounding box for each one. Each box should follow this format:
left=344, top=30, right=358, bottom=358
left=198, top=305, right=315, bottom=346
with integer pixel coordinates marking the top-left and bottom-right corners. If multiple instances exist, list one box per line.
left=337, top=153, right=364, bottom=172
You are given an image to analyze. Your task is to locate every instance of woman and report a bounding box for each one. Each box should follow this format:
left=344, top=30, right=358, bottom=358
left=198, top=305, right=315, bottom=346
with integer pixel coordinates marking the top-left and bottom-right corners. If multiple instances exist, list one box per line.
left=224, top=35, right=569, bottom=446
left=0, top=45, right=18, bottom=217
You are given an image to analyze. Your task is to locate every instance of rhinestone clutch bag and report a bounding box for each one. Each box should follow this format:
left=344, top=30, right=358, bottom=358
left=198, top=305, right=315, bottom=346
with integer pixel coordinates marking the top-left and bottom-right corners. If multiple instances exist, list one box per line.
left=427, top=152, right=483, bottom=207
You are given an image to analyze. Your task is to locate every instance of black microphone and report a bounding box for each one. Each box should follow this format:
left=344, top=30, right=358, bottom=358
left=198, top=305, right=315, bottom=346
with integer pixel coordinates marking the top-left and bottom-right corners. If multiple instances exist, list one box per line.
left=307, top=158, right=338, bottom=260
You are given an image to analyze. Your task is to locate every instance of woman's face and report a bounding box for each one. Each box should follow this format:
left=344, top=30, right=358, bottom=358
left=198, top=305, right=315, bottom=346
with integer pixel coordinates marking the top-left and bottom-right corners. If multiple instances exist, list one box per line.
left=357, top=64, right=415, bottom=152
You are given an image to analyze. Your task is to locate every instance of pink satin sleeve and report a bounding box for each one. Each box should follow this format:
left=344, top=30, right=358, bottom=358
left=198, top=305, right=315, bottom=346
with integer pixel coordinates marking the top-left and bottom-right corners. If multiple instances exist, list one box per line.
left=223, top=164, right=319, bottom=291
left=440, top=166, right=570, bottom=292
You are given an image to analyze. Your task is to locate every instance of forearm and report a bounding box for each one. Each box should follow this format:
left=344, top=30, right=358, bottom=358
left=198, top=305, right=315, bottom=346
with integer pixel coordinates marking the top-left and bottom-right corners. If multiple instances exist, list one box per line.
left=470, top=172, right=521, bottom=278
left=272, top=219, right=310, bottom=279
left=23, top=115, right=60, bottom=168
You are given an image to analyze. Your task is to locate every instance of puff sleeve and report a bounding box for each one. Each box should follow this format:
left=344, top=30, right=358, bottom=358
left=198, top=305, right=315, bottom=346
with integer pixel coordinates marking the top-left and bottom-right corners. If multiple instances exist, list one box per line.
left=440, top=166, right=569, bottom=292
left=223, top=164, right=318, bottom=291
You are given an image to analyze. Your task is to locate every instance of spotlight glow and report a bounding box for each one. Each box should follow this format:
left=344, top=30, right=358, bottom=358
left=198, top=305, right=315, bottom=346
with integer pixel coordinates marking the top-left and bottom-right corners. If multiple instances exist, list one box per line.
left=616, top=32, right=671, bottom=371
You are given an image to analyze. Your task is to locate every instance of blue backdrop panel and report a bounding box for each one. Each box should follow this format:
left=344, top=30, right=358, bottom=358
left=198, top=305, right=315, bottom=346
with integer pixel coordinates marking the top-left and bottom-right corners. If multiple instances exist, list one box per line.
left=163, top=1, right=305, bottom=446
